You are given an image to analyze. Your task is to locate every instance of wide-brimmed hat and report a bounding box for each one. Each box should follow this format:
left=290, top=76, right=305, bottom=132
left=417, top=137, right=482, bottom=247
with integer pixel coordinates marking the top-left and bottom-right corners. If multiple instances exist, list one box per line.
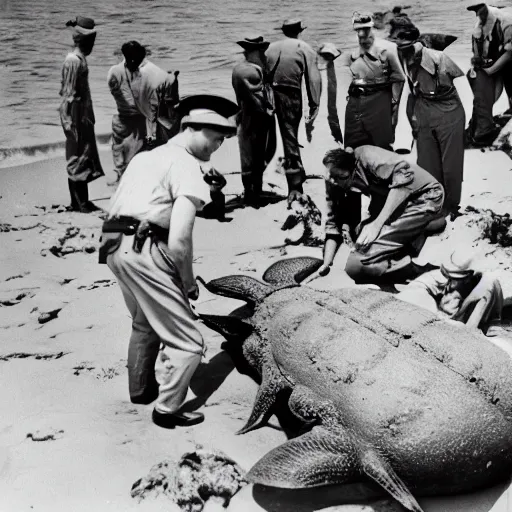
left=66, top=16, right=97, bottom=43
left=466, top=2, right=487, bottom=11
left=281, top=19, right=307, bottom=33
left=352, top=12, right=375, bottom=30
left=440, top=251, right=475, bottom=279
left=178, top=94, right=239, bottom=135
left=387, top=17, right=421, bottom=48
left=318, top=42, right=342, bottom=60
left=236, top=35, right=270, bottom=51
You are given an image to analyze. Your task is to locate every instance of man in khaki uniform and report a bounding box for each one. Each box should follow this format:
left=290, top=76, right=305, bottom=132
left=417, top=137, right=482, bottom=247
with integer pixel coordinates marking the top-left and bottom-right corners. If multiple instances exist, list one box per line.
left=101, top=95, right=238, bottom=428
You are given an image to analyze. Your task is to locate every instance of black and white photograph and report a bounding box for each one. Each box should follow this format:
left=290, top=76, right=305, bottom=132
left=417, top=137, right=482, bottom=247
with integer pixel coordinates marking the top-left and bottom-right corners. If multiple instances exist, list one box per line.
left=2, top=0, right=512, bottom=510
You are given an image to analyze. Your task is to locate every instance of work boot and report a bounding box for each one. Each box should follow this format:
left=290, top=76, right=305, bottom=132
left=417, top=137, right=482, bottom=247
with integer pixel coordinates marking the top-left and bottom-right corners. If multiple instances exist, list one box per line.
left=152, top=409, right=204, bottom=429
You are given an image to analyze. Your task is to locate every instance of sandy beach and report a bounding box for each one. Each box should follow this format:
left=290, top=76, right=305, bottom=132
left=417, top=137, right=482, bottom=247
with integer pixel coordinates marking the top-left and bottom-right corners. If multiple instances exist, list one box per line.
left=2, top=53, right=512, bottom=512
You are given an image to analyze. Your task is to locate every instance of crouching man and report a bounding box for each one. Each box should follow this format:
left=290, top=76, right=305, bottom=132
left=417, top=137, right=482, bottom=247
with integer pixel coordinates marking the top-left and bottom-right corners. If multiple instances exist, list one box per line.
left=397, top=250, right=504, bottom=335
left=315, top=146, right=446, bottom=285
left=99, top=94, right=238, bottom=428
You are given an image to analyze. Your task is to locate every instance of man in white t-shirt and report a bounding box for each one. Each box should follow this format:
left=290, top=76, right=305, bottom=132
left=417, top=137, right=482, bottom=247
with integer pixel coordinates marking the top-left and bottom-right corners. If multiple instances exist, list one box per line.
left=101, top=94, right=239, bottom=429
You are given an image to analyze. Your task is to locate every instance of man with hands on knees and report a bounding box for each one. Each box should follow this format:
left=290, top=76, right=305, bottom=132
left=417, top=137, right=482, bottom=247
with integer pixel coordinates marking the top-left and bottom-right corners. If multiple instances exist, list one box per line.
left=309, top=146, right=445, bottom=285
left=100, top=94, right=238, bottom=429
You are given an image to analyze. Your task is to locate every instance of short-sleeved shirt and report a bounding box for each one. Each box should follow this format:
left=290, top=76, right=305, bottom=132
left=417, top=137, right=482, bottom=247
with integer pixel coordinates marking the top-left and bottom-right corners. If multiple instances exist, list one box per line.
left=339, top=40, right=405, bottom=86
left=108, top=139, right=212, bottom=229
left=405, top=47, right=463, bottom=114
left=324, top=145, right=440, bottom=237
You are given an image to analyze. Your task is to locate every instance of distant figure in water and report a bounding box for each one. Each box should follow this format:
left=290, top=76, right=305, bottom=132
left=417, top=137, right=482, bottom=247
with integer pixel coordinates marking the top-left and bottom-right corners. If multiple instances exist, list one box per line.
left=107, top=41, right=180, bottom=183
left=59, top=16, right=104, bottom=213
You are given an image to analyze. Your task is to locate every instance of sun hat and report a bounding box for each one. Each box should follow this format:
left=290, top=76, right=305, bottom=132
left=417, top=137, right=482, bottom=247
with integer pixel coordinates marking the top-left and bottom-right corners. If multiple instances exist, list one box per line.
left=352, top=12, right=375, bottom=30
left=236, top=35, right=270, bottom=51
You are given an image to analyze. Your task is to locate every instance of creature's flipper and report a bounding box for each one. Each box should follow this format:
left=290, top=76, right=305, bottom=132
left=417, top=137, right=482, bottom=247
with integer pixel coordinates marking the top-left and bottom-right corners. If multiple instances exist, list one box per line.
left=247, top=425, right=359, bottom=487
left=198, top=314, right=253, bottom=342
left=361, top=450, right=424, bottom=512
left=418, top=33, right=457, bottom=51
left=262, top=257, right=323, bottom=286
left=237, top=356, right=287, bottom=435
left=197, top=275, right=273, bottom=306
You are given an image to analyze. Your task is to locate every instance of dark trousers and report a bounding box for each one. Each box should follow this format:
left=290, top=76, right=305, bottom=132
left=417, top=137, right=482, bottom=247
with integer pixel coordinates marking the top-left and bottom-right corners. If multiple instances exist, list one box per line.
left=467, top=68, right=501, bottom=144
left=238, top=111, right=276, bottom=199
left=415, top=100, right=465, bottom=215
left=273, top=87, right=305, bottom=193
left=342, top=89, right=395, bottom=239
left=68, top=179, right=89, bottom=211
left=345, top=184, right=445, bottom=284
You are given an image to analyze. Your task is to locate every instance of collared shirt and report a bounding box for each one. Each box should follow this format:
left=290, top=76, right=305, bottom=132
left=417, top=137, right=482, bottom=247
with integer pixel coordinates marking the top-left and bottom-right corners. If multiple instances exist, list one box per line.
left=339, top=40, right=405, bottom=85
left=108, top=136, right=211, bottom=229
left=405, top=47, right=463, bottom=111
left=266, top=37, right=321, bottom=108
left=107, top=59, right=177, bottom=136
left=324, top=145, right=439, bottom=237
left=232, top=61, right=272, bottom=115
left=472, top=6, right=512, bottom=59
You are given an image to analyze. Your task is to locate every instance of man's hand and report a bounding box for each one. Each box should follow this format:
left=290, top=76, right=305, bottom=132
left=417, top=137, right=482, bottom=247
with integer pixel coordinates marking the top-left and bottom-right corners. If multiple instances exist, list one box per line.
left=355, top=221, right=382, bottom=251
left=305, top=120, right=315, bottom=142
left=302, top=263, right=331, bottom=285
left=187, top=282, right=200, bottom=301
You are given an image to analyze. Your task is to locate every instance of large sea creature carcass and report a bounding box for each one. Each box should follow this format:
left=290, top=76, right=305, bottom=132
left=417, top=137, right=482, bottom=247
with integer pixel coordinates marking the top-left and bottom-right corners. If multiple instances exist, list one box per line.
left=198, top=257, right=512, bottom=512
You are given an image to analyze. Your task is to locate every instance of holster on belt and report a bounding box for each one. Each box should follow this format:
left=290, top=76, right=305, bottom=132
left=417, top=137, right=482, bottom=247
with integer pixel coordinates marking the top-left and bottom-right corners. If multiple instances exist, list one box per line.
left=98, top=216, right=139, bottom=265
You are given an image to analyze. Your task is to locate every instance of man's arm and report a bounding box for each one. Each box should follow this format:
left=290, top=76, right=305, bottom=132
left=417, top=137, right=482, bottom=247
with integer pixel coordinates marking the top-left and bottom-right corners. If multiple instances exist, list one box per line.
left=232, top=65, right=267, bottom=112
left=484, top=50, right=512, bottom=75
left=325, top=63, right=343, bottom=143
left=167, top=196, right=198, bottom=295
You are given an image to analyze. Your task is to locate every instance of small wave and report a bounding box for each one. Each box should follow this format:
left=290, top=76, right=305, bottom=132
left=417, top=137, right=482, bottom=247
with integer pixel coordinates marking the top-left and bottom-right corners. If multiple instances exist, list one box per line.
left=0, top=134, right=111, bottom=169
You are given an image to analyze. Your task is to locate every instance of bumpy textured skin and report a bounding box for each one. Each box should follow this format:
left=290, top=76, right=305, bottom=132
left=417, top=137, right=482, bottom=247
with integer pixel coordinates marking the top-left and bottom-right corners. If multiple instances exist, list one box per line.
left=199, top=258, right=512, bottom=510
left=244, top=286, right=512, bottom=496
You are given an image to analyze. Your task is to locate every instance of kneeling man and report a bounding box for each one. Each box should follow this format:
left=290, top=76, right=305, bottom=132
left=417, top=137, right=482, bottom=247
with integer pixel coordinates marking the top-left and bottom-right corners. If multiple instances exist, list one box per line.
left=318, top=146, right=445, bottom=284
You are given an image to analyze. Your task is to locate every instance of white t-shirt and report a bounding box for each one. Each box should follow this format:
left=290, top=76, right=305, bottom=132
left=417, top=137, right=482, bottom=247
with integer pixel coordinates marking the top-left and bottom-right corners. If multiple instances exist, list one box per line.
left=108, top=140, right=212, bottom=229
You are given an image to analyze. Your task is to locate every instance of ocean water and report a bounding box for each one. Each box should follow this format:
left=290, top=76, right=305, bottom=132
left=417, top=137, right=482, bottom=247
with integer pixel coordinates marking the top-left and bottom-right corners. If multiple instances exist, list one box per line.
left=0, top=0, right=477, bottom=159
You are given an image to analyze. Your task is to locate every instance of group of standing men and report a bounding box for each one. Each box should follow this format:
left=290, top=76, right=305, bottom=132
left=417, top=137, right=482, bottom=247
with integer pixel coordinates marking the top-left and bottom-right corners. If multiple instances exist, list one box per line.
left=58, top=8, right=508, bottom=430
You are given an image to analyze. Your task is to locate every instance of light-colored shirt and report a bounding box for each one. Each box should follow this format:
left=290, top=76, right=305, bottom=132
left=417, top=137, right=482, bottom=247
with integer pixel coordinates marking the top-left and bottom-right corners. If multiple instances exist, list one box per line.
left=108, top=138, right=211, bottom=229
left=266, top=38, right=321, bottom=109
left=339, top=40, right=405, bottom=85
left=107, top=59, right=177, bottom=137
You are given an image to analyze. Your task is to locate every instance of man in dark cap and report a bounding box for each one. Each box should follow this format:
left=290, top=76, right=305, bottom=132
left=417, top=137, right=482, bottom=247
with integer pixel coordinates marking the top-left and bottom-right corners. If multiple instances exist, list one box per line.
left=232, top=35, right=276, bottom=206
left=59, top=16, right=104, bottom=212
left=466, top=1, right=512, bottom=146
left=266, top=19, right=321, bottom=205
left=100, top=94, right=238, bottom=429
left=107, top=41, right=180, bottom=183
left=389, top=20, right=466, bottom=222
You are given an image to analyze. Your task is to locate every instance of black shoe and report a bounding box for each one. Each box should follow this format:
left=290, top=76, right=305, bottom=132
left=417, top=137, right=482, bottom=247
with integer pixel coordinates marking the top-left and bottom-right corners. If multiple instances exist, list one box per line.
left=425, top=215, right=447, bottom=234
left=152, top=409, right=204, bottom=429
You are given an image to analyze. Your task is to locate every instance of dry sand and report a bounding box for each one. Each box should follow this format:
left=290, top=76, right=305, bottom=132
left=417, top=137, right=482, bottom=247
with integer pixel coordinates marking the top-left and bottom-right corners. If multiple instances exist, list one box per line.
left=2, top=56, right=512, bottom=512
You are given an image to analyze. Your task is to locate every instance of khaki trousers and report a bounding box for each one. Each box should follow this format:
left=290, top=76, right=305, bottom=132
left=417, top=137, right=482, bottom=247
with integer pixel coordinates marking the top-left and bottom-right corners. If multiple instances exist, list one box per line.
left=107, top=234, right=203, bottom=413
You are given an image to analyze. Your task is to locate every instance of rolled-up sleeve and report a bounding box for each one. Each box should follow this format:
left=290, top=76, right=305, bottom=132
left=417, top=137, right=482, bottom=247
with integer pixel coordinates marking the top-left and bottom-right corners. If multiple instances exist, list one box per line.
left=389, top=161, right=415, bottom=189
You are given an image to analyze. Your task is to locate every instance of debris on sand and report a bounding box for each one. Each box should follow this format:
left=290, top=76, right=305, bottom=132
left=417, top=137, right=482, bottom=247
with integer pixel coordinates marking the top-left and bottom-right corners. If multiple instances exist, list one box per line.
left=37, top=308, right=61, bottom=324
left=26, top=429, right=64, bottom=442
left=466, top=205, right=512, bottom=247
left=131, top=448, right=247, bottom=511
left=0, top=351, right=67, bottom=362
left=41, top=226, right=97, bottom=257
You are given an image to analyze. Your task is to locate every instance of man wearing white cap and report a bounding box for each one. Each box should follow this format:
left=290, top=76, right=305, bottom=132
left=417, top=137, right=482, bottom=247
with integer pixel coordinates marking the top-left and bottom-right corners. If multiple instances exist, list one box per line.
left=232, top=35, right=276, bottom=206
left=266, top=19, right=322, bottom=204
left=398, top=250, right=504, bottom=335
left=466, top=1, right=512, bottom=146
left=100, top=94, right=238, bottom=428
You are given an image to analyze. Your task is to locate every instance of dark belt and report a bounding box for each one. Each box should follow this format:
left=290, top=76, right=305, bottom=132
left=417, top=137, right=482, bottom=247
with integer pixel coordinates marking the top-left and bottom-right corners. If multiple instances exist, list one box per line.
left=101, top=216, right=169, bottom=253
left=348, top=82, right=391, bottom=98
